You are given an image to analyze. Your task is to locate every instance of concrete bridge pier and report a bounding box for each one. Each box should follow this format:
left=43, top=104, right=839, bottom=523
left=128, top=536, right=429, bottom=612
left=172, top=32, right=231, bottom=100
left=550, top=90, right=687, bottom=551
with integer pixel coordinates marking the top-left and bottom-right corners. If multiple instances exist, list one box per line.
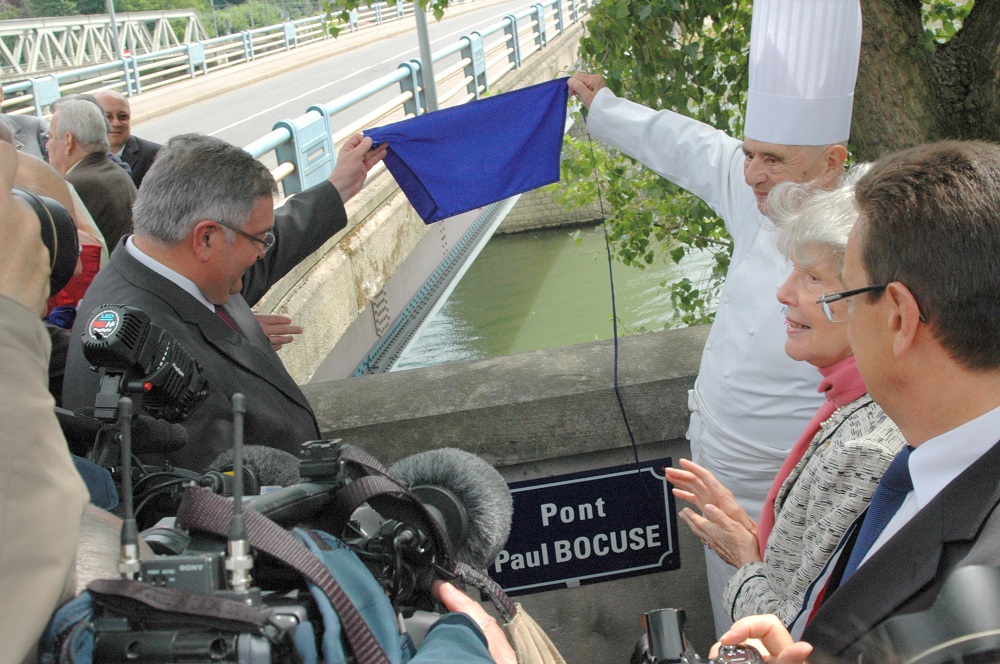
left=304, top=325, right=717, bottom=661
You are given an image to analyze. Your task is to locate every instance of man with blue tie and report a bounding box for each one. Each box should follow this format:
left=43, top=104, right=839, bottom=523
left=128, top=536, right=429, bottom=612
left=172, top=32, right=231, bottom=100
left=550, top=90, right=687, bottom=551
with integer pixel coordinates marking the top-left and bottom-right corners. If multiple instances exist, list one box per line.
left=713, top=139, right=1000, bottom=662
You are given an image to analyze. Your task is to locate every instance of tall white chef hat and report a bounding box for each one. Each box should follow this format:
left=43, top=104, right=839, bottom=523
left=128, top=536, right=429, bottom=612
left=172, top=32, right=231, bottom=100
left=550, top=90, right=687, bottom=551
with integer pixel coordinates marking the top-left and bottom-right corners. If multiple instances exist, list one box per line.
left=745, top=0, right=863, bottom=146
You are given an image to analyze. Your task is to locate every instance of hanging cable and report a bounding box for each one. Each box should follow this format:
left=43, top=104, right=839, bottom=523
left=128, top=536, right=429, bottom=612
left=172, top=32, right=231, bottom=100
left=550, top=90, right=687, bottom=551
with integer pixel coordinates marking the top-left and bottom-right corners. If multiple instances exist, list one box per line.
left=582, top=123, right=642, bottom=469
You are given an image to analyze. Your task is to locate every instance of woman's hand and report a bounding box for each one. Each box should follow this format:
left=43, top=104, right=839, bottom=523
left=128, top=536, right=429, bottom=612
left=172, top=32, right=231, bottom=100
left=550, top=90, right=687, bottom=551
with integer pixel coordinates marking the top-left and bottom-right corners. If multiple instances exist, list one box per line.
left=665, top=459, right=758, bottom=534
left=679, top=504, right=762, bottom=568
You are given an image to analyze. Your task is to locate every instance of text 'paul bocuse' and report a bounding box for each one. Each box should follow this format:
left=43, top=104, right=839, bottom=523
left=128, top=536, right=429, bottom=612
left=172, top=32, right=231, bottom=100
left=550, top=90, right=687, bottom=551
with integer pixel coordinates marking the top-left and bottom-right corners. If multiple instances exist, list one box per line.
left=493, top=498, right=662, bottom=572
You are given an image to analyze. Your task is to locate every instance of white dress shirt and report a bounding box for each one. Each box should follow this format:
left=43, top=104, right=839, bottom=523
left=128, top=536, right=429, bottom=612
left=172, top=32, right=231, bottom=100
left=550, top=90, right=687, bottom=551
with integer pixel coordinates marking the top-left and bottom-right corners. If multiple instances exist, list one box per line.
left=126, top=236, right=216, bottom=313
left=862, top=403, right=1000, bottom=564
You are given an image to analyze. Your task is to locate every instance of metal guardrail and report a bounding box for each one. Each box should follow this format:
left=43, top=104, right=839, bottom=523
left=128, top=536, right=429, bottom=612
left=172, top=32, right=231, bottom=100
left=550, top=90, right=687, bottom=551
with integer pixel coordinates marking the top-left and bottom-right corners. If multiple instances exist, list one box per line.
left=0, top=2, right=420, bottom=117
left=246, top=0, right=589, bottom=196
left=0, top=0, right=588, bottom=196
left=0, top=10, right=206, bottom=76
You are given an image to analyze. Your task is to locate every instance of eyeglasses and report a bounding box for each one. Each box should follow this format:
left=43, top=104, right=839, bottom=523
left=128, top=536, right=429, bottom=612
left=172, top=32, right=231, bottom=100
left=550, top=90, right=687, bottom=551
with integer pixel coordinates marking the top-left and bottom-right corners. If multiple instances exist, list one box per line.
left=214, top=220, right=274, bottom=254
left=816, top=284, right=887, bottom=323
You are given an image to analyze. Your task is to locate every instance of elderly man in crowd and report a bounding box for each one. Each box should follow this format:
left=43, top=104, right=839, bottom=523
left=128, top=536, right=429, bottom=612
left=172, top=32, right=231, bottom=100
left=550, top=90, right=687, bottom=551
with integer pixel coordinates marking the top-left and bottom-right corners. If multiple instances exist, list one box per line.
left=0, top=86, right=49, bottom=160
left=47, top=98, right=137, bottom=251
left=93, top=89, right=161, bottom=188
left=716, top=140, right=1000, bottom=663
left=568, top=0, right=862, bottom=633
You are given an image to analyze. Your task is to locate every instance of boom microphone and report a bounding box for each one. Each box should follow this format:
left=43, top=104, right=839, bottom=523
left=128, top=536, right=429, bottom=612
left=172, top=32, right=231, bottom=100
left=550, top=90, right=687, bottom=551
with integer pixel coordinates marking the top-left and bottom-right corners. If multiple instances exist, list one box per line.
left=389, top=447, right=513, bottom=570
left=56, top=407, right=188, bottom=456
left=207, top=446, right=302, bottom=493
left=129, top=416, right=188, bottom=455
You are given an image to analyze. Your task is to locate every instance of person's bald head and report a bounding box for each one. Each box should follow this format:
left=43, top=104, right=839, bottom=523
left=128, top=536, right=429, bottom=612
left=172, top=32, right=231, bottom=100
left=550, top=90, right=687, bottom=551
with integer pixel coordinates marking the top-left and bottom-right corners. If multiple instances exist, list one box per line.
left=93, top=90, right=131, bottom=153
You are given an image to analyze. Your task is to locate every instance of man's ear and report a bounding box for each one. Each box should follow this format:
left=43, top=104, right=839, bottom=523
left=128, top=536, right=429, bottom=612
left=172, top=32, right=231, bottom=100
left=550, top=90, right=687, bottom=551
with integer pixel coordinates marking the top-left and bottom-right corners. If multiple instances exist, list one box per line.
left=63, top=133, right=77, bottom=154
left=885, top=282, right=923, bottom=359
left=191, top=220, right=218, bottom=263
left=823, top=144, right=849, bottom=174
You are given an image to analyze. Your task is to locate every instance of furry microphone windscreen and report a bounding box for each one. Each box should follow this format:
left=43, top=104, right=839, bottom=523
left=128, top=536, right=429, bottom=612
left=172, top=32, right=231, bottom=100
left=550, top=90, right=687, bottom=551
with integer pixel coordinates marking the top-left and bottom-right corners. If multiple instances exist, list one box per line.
left=390, top=447, right=513, bottom=570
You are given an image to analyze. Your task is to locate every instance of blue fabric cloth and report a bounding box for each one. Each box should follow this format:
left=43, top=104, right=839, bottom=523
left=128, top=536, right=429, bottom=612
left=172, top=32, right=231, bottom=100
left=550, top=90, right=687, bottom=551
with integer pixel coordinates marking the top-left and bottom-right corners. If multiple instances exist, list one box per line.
left=366, top=77, right=569, bottom=223
left=45, top=305, right=77, bottom=330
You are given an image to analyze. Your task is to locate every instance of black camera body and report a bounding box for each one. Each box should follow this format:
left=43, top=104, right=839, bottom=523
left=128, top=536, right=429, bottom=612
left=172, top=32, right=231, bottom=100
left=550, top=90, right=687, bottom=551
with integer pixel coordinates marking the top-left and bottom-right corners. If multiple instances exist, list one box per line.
left=632, top=608, right=764, bottom=664
left=88, top=440, right=469, bottom=662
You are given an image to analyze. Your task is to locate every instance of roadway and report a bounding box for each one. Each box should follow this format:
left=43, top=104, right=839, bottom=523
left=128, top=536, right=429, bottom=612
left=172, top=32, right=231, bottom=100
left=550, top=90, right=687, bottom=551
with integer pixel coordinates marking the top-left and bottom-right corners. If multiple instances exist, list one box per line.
left=132, top=0, right=546, bottom=150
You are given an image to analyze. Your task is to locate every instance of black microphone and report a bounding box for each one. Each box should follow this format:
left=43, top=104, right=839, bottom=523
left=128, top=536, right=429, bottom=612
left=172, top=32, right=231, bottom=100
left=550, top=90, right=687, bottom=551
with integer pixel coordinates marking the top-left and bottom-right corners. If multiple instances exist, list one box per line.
left=206, top=446, right=302, bottom=495
left=129, top=415, right=188, bottom=455
left=55, top=408, right=187, bottom=456
left=389, top=447, right=513, bottom=570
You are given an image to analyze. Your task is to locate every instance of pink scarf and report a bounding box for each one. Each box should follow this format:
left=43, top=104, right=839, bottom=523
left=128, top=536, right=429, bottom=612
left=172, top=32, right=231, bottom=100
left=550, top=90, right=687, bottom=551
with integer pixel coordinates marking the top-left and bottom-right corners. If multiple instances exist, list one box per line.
left=756, top=355, right=867, bottom=558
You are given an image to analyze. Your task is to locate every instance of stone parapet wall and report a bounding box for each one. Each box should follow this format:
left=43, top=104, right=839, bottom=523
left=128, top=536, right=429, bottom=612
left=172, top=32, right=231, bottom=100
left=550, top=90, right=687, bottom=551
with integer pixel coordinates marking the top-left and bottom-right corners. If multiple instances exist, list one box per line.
left=498, top=186, right=602, bottom=234
left=303, top=325, right=716, bottom=661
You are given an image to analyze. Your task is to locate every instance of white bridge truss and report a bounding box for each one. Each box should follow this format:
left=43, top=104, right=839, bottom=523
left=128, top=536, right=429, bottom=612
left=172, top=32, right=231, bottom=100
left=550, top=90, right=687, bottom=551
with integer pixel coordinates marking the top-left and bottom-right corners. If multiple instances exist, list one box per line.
left=0, top=11, right=208, bottom=77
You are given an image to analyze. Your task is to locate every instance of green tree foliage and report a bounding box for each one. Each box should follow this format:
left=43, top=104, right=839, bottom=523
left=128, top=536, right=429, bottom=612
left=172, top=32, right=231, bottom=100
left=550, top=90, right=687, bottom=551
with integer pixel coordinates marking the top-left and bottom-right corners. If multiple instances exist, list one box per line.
left=554, top=0, right=752, bottom=327
left=24, top=0, right=77, bottom=16
left=555, top=0, right=994, bottom=329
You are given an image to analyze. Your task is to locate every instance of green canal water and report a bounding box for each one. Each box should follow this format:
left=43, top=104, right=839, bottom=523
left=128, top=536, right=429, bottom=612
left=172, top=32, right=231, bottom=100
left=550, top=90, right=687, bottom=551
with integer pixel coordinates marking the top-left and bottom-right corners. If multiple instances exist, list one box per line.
left=392, top=225, right=716, bottom=371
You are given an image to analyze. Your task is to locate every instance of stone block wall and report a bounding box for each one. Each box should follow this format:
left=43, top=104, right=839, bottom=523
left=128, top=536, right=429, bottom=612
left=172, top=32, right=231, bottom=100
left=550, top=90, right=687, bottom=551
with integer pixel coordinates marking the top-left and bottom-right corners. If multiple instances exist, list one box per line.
left=303, top=325, right=717, bottom=661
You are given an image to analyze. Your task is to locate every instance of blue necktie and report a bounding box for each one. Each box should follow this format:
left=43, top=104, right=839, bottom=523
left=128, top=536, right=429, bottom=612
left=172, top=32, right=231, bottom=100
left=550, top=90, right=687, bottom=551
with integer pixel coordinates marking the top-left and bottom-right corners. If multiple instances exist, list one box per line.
left=842, top=446, right=913, bottom=580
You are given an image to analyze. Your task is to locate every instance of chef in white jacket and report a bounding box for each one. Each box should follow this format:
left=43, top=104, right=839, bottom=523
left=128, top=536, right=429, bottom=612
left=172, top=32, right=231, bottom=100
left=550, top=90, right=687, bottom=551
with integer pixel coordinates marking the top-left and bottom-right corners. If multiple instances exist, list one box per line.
left=568, top=0, right=863, bottom=636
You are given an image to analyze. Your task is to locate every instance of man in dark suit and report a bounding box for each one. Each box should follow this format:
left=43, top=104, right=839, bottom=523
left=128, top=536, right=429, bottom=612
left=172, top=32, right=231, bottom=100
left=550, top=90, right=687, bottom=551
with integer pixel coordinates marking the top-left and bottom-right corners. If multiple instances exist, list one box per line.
left=94, top=89, right=161, bottom=188
left=62, top=132, right=387, bottom=473
left=714, top=140, right=1000, bottom=663
left=47, top=98, right=137, bottom=251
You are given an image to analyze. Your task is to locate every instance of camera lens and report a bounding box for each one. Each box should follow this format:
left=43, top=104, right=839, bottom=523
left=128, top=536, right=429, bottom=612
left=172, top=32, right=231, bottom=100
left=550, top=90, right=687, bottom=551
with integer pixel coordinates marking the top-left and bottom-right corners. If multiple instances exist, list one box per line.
left=13, top=189, right=78, bottom=296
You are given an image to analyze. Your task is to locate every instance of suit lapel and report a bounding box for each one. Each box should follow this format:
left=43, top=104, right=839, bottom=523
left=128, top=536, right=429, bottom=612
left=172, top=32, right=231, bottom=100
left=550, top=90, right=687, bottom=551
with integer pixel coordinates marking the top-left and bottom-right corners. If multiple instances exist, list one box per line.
left=208, top=298, right=313, bottom=411
left=113, top=248, right=314, bottom=415
left=122, top=136, right=139, bottom=163
left=805, top=438, right=1000, bottom=656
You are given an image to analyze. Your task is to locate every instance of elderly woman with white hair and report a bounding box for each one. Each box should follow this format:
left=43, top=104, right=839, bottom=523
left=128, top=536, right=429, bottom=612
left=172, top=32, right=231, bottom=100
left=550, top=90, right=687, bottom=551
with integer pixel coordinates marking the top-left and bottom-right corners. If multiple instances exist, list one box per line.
left=665, top=165, right=906, bottom=625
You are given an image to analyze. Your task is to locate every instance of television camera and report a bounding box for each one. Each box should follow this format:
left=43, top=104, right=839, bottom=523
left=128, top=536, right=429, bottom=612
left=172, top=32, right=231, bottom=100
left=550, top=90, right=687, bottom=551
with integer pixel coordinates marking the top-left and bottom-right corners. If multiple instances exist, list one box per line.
left=55, top=310, right=515, bottom=662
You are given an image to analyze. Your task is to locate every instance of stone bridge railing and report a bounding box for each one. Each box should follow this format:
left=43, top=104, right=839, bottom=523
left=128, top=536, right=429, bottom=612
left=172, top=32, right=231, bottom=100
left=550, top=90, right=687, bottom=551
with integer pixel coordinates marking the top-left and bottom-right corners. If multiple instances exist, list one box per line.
left=303, top=325, right=717, bottom=661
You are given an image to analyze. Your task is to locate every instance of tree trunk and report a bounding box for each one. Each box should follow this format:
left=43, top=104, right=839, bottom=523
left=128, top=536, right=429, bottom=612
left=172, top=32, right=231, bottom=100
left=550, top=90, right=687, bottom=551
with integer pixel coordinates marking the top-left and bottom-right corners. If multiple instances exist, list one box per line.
left=853, top=0, right=1000, bottom=162
left=931, top=0, right=1000, bottom=142
left=853, top=0, right=936, bottom=161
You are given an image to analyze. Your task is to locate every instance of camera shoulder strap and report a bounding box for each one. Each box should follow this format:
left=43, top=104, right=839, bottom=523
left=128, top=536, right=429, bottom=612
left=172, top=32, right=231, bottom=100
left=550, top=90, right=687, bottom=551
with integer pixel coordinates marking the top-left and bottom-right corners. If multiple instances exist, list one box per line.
left=177, top=486, right=392, bottom=664
left=324, top=445, right=457, bottom=572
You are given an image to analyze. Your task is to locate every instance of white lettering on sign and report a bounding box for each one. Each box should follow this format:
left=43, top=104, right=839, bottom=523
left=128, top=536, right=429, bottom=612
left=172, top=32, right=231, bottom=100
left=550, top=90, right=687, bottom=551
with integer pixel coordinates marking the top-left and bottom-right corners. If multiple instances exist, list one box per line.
left=539, top=498, right=608, bottom=526
left=493, top=543, right=550, bottom=571
left=493, top=525, right=661, bottom=573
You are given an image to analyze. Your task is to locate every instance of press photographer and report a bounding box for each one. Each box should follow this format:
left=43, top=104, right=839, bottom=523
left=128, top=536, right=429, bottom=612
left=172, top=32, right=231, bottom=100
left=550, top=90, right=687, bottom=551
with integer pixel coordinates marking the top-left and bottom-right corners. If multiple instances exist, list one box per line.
left=0, top=139, right=90, bottom=664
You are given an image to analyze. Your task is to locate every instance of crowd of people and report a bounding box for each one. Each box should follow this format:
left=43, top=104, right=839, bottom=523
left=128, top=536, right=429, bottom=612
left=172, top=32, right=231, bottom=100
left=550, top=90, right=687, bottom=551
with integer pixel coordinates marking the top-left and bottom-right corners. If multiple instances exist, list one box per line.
left=3, top=0, right=1000, bottom=659
left=0, top=86, right=517, bottom=664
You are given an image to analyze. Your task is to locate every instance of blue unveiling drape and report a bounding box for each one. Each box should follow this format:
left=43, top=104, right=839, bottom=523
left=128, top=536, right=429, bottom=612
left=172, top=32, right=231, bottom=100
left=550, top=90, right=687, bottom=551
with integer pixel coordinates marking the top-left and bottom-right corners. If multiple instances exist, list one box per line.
left=365, top=77, right=569, bottom=224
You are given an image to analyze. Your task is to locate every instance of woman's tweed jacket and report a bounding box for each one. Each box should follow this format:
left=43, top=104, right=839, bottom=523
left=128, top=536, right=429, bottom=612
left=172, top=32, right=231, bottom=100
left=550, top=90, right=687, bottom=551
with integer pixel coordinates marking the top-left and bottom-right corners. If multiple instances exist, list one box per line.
left=723, top=397, right=906, bottom=624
